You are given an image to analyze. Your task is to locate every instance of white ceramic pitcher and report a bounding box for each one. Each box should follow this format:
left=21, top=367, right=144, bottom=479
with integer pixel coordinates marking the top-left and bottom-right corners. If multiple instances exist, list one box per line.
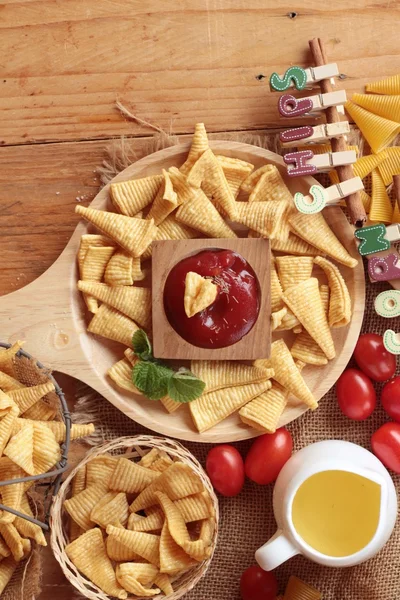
left=255, top=441, right=397, bottom=570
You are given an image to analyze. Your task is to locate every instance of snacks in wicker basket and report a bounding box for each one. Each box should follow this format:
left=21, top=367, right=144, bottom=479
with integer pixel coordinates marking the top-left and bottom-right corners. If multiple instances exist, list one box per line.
left=0, top=341, right=95, bottom=595
left=60, top=442, right=217, bottom=599
left=75, top=123, right=356, bottom=435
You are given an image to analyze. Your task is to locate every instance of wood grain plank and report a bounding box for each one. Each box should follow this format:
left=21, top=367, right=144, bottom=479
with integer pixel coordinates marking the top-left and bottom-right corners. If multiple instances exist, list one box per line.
left=1, top=1, right=400, bottom=144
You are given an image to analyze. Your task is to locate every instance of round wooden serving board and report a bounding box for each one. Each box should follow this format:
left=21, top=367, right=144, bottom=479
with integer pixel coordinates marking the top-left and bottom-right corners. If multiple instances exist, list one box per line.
left=0, top=141, right=365, bottom=442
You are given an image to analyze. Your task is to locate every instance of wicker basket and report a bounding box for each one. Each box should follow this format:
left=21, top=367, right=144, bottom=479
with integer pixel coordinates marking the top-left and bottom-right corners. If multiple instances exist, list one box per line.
left=50, top=435, right=219, bottom=600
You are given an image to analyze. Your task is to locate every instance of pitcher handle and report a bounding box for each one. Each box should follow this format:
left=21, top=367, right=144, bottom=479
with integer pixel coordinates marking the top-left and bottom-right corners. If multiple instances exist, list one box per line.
left=255, top=529, right=299, bottom=571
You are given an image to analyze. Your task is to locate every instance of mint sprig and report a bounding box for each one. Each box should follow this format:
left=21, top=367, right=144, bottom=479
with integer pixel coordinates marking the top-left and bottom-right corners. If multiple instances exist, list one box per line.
left=131, top=331, right=205, bottom=403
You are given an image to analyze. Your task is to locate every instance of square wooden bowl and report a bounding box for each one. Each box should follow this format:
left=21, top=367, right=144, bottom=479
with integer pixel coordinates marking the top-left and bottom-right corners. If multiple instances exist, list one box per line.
left=152, top=237, right=271, bottom=360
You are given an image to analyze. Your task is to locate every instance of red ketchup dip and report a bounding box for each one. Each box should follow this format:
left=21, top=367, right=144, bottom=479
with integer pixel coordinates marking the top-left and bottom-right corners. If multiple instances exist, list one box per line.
left=163, top=249, right=260, bottom=349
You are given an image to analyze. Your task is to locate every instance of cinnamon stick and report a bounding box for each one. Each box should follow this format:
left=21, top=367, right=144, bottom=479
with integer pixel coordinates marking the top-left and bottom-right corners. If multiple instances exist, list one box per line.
left=393, top=174, right=400, bottom=213
left=308, top=38, right=367, bottom=227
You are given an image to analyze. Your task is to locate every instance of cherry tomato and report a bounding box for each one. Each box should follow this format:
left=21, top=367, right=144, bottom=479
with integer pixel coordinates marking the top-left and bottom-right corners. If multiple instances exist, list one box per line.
left=240, top=565, right=278, bottom=600
left=206, top=445, right=245, bottom=497
left=381, top=377, right=400, bottom=422
left=353, top=333, right=396, bottom=382
left=371, top=423, right=400, bottom=473
left=245, top=428, right=292, bottom=485
left=336, top=368, right=376, bottom=420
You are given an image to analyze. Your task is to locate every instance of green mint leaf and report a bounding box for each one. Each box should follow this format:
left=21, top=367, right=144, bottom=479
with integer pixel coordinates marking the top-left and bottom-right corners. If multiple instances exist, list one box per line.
left=167, top=370, right=205, bottom=403
left=132, top=330, right=153, bottom=361
left=132, top=361, right=173, bottom=400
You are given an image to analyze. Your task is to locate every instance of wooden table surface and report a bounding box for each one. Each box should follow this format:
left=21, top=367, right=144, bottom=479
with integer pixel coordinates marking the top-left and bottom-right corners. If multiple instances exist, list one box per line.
left=1, top=1, right=400, bottom=598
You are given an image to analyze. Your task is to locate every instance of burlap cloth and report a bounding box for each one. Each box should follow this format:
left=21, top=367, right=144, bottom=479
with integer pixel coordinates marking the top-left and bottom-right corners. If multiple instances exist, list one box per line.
left=68, top=126, right=400, bottom=600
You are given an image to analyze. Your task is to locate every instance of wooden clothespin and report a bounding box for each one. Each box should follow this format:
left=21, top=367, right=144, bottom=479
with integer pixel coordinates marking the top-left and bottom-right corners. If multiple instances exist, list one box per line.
left=280, top=121, right=350, bottom=147
left=294, top=177, right=363, bottom=214
left=355, top=223, right=400, bottom=255
left=270, top=64, right=339, bottom=91
left=285, top=149, right=356, bottom=177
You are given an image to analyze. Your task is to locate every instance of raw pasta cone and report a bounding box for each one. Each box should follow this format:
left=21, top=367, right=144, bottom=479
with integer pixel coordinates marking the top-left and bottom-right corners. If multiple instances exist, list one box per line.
left=378, top=147, right=400, bottom=185
left=369, top=170, right=393, bottom=223
left=314, top=257, right=351, bottom=328
left=146, top=169, right=179, bottom=225
left=255, top=340, right=317, bottom=409
left=282, top=278, right=335, bottom=360
left=236, top=200, right=289, bottom=240
left=360, top=190, right=372, bottom=213
left=345, top=100, right=400, bottom=153
left=189, top=381, right=271, bottom=433
left=110, top=174, right=162, bottom=216
left=105, top=251, right=144, bottom=286
left=88, top=304, right=139, bottom=347
left=366, top=74, right=400, bottom=95
left=176, top=188, right=237, bottom=239
left=191, top=360, right=274, bottom=393
left=352, top=151, right=388, bottom=180
left=270, top=233, right=320, bottom=256
left=288, top=211, right=358, bottom=268
left=216, top=155, right=254, bottom=197
left=66, top=528, right=127, bottom=599
left=108, top=358, right=143, bottom=395
left=81, top=246, right=115, bottom=313
left=352, top=93, right=400, bottom=123
left=106, top=525, right=160, bottom=567
left=186, top=148, right=238, bottom=219
left=276, top=256, right=314, bottom=291
left=141, top=214, right=198, bottom=260
left=180, top=122, right=209, bottom=174
left=75, top=206, right=158, bottom=258
left=283, top=575, right=322, bottom=600
left=77, top=281, right=151, bottom=329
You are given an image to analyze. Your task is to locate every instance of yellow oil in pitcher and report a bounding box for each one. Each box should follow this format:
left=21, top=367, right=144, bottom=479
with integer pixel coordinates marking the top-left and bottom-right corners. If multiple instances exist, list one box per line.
left=291, top=470, right=381, bottom=557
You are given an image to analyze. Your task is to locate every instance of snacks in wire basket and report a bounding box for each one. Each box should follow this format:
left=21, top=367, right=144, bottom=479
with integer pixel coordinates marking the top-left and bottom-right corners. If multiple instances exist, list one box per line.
left=51, top=436, right=218, bottom=600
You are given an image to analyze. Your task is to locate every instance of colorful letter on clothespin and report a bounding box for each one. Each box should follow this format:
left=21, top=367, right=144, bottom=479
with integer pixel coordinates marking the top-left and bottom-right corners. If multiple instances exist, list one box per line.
left=278, top=94, right=313, bottom=118
left=368, top=253, right=400, bottom=282
left=383, top=330, right=400, bottom=354
left=270, top=64, right=339, bottom=91
left=280, top=121, right=350, bottom=147
left=355, top=223, right=400, bottom=256
left=284, top=150, right=357, bottom=177
left=294, top=177, right=364, bottom=214
left=375, top=290, right=400, bottom=318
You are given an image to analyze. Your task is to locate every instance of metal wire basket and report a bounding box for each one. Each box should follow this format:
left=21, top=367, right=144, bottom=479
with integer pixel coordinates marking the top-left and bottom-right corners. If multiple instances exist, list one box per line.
left=0, top=341, right=71, bottom=531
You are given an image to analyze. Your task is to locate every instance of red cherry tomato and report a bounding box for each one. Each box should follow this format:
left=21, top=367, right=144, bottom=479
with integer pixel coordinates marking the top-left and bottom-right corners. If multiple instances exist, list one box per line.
left=206, top=445, right=245, bottom=497
left=245, top=428, right=293, bottom=485
left=336, top=368, right=376, bottom=420
left=353, top=333, right=396, bottom=382
left=371, top=423, right=400, bottom=474
left=381, top=377, right=400, bottom=422
left=240, top=565, right=278, bottom=600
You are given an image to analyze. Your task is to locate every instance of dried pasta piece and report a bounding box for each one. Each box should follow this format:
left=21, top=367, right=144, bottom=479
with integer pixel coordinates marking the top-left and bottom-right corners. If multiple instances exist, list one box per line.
left=186, top=148, right=238, bottom=219
left=270, top=233, right=320, bottom=256
left=283, top=575, right=322, bottom=600
left=377, top=147, right=400, bottom=185
left=276, top=256, right=314, bottom=291
left=8, top=381, right=54, bottom=415
left=66, top=528, right=127, bottom=599
left=236, top=201, right=289, bottom=241
left=216, top=155, right=254, bottom=197
left=369, top=169, right=393, bottom=223
left=184, top=272, right=218, bottom=318
left=366, top=74, right=400, bottom=95
left=146, top=169, right=179, bottom=225
left=109, top=457, right=160, bottom=494
left=256, top=340, right=317, bottom=409
left=190, top=381, right=272, bottom=433
left=106, top=525, right=160, bottom=567
left=159, top=521, right=197, bottom=575
left=108, top=358, right=143, bottom=395
left=116, top=563, right=160, bottom=597
left=75, top=206, right=158, bottom=258
left=86, top=455, right=118, bottom=487
left=282, top=279, right=335, bottom=361
left=191, top=360, right=273, bottom=394
left=314, top=257, right=351, bottom=328
left=350, top=150, right=389, bottom=180
left=129, top=463, right=204, bottom=513
left=80, top=246, right=115, bottom=313
left=345, top=100, right=400, bottom=154
left=176, top=187, right=237, bottom=239
left=78, top=281, right=151, bottom=329
left=289, top=211, right=358, bottom=268
left=110, top=174, right=163, bottom=216
left=105, top=251, right=144, bottom=286
left=0, top=556, right=17, bottom=594
left=88, top=304, right=139, bottom=347
left=180, top=122, right=209, bottom=175
left=64, top=483, right=108, bottom=531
